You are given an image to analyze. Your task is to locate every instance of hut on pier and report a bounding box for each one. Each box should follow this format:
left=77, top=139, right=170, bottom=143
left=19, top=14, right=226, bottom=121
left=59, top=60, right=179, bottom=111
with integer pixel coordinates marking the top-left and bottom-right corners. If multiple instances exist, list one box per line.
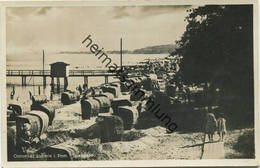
left=50, top=62, right=70, bottom=91
left=50, top=62, right=70, bottom=77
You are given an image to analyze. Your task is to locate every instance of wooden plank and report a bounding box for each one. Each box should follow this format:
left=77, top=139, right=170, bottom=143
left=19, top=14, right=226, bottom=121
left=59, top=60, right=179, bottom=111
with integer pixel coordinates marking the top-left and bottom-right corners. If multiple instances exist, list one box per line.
left=201, top=142, right=225, bottom=159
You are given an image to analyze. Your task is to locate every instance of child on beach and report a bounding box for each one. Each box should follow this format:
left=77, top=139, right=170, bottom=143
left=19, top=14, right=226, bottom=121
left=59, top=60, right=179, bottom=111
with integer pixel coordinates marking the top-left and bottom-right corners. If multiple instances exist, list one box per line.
left=204, top=107, right=217, bottom=142
left=217, top=115, right=227, bottom=142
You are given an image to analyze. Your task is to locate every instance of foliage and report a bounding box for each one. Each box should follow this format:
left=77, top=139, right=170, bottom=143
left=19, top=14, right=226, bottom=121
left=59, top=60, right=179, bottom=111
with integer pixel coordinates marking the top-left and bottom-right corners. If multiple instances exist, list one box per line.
left=234, top=129, right=255, bottom=158
left=172, top=5, right=254, bottom=125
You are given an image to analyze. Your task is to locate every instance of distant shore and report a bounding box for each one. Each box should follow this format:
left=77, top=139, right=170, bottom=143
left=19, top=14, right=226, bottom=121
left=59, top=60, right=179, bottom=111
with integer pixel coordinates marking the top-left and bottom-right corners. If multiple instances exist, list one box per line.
left=59, top=44, right=176, bottom=55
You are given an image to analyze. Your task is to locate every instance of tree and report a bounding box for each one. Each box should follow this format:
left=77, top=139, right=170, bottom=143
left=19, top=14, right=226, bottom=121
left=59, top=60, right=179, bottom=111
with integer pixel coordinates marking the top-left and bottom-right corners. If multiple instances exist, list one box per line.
left=172, top=5, right=254, bottom=126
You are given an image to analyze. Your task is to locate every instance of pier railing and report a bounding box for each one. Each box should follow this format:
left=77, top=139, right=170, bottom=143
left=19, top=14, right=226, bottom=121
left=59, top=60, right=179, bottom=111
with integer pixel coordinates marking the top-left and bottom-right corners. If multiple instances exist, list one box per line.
left=6, top=69, right=116, bottom=77
left=69, top=70, right=115, bottom=76
left=6, top=70, right=51, bottom=76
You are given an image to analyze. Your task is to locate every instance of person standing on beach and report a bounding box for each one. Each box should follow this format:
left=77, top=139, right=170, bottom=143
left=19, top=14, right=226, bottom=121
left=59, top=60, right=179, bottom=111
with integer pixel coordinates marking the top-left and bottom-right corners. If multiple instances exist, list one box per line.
left=90, top=87, right=95, bottom=97
left=78, top=84, right=83, bottom=95
left=204, top=107, right=218, bottom=142
left=217, top=114, right=227, bottom=142
left=83, top=83, right=88, bottom=91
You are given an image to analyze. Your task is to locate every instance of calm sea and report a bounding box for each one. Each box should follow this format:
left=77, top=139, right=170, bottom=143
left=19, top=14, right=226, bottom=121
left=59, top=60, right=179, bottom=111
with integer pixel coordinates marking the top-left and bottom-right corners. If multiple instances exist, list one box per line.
left=6, top=53, right=167, bottom=103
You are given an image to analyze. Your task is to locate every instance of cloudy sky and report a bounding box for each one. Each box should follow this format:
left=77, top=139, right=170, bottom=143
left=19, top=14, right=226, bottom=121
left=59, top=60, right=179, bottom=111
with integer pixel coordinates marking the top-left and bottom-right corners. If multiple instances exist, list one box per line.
left=6, top=5, right=193, bottom=59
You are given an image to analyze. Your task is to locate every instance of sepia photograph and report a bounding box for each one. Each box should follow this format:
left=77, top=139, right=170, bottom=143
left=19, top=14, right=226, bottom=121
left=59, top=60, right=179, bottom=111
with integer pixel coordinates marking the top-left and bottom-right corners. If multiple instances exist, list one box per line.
left=1, top=0, right=259, bottom=167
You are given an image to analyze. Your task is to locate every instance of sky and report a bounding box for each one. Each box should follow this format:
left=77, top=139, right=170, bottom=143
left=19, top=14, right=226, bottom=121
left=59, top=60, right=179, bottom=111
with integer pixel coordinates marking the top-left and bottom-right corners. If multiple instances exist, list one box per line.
left=6, top=5, right=193, bottom=60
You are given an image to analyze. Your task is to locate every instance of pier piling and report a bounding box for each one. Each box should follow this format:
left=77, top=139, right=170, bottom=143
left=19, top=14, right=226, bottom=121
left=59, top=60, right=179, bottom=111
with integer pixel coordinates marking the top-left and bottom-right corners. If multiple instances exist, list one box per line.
left=51, top=77, right=54, bottom=92
left=21, top=76, right=26, bottom=86
left=64, top=77, right=68, bottom=91
left=105, top=76, right=108, bottom=84
left=84, top=76, right=88, bottom=88
left=43, top=76, right=47, bottom=88
left=38, top=86, right=41, bottom=95
left=57, top=77, right=60, bottom=92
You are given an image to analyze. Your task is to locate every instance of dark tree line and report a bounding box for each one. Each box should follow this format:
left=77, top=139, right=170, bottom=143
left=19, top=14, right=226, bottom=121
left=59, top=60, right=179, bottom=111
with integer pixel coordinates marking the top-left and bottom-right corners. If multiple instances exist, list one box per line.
left=171, top=5, right=254, bottom=127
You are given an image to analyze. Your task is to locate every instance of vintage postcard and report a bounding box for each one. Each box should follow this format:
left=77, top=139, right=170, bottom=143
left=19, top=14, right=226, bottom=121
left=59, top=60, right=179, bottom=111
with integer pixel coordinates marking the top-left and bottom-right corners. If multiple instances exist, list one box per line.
left=1, top=0, right=259, bottom=167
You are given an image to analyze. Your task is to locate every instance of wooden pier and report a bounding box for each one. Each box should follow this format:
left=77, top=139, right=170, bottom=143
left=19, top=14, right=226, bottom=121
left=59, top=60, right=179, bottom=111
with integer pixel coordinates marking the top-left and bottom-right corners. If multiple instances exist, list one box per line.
left=6, top=69, right=117, bottom=87
left=6, top=69, right=117, bottom=77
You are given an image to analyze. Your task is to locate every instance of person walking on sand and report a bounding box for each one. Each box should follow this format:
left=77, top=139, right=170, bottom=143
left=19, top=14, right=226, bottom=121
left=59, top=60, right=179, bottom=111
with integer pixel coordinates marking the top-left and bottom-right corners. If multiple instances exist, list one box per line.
left=204, top=107, right=217, bottom=142
left=78, top=84, right=83, bottom=95
left=217, top=114, right=227, bottom=142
